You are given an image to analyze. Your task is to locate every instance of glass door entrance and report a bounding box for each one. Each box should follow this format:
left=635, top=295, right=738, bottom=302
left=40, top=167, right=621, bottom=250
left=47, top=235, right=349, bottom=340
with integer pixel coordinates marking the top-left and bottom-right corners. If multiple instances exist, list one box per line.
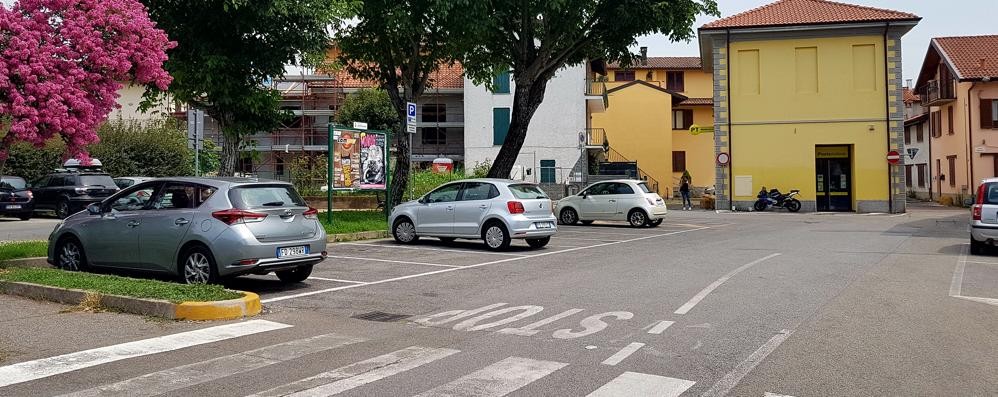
left=815, top=145, right=853, bottom=212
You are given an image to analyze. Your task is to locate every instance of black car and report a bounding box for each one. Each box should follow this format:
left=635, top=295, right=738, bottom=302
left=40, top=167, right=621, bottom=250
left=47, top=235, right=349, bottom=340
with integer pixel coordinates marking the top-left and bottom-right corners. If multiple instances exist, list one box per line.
left=31, top=171, right=118, bottom=218
left=0, top=175, right=34, bottom=220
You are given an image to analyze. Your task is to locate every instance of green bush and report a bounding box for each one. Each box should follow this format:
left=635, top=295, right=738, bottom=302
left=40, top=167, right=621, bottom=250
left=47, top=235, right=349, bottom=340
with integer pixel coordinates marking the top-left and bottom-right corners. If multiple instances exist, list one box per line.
left=407, top=169, right=467, bottom=201
left=1, top=140, right=66, bottom=182
left=289, top=153, right=328, bottom=197
left=90, top=119, right=195, bottom=177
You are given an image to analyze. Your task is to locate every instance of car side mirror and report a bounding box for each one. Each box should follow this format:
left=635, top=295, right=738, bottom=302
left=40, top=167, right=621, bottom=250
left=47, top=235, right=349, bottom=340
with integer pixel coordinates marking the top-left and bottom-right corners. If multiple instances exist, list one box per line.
left=86, top=203, right=102, bottom=215
left=581, top=192, right=588, bottom=199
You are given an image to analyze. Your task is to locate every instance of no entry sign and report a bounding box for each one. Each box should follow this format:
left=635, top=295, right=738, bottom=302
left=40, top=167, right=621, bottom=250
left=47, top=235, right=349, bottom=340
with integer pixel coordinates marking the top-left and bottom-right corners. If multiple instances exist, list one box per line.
left=887, top=150, right=901, bottom=164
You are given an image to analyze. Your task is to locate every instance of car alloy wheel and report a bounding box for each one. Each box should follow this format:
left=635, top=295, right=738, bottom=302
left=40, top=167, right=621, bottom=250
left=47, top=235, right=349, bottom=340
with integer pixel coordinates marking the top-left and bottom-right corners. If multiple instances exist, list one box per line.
left=485, top=225, right=506, bottom=249
left=629, top=210, right=647, bottom=227
left=560, top=208, right=578, bottom=225
left=394, top=220, right=417, bottom=243
left=183, top=252, right=211, bottom=284
left=56, top=200, right=70, bottom=219
left=58, top=240, right=82, bottom=271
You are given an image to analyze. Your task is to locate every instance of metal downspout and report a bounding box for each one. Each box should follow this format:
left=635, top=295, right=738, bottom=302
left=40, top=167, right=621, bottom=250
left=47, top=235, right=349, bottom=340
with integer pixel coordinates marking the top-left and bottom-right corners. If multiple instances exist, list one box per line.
left=884, top=23, right=893, bottom=213
left=727, top=30, right=733, bottom=210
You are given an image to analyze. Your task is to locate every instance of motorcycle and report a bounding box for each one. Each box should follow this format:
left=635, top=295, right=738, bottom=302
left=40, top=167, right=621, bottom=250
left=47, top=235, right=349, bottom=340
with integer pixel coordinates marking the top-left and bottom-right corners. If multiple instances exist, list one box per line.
left=754, top=187, right=802, bottom=212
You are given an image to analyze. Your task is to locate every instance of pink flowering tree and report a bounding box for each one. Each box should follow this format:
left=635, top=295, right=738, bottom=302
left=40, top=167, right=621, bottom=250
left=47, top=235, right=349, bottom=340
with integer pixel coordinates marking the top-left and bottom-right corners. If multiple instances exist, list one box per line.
left=0, top=0, right=175, bottom=164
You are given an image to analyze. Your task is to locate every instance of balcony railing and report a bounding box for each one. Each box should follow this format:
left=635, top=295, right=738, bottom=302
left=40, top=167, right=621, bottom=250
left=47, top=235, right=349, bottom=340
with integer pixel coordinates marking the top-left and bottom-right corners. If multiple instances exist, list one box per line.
left=586, top=77, right=607, bottom=96
left=584, top=128, right=608, bottom=149
left=919, top=79, right=956, bottom=107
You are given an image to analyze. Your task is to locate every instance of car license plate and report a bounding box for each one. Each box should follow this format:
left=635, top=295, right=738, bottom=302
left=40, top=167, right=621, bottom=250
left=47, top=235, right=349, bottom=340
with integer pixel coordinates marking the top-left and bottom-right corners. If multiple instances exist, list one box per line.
left=278, top=246, right=309, bottom=257
left=536, top=222, right=553, bottom=229
left=5, top=205, right=21, bottom=210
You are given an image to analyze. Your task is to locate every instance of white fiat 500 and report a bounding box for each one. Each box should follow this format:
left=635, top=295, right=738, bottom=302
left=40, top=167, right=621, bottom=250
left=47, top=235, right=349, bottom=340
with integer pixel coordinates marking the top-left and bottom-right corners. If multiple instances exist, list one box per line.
left=556, top=179, right=667, bottom=227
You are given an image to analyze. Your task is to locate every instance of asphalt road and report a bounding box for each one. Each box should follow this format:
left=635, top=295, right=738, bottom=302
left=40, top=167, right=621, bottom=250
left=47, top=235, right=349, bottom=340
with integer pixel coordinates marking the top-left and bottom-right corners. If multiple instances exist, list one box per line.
left=1, top=206, right=996, bottom=396
left=0, top=216, right=59, bottom=242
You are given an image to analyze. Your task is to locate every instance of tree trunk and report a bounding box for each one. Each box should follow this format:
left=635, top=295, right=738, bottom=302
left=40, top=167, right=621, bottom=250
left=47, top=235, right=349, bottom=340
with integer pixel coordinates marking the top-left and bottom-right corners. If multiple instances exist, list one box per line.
left=218, top=134, right=238, bottom=176
left=487, top=79, right=549, bottom=179
left=384, top=88, right=412, bottom=207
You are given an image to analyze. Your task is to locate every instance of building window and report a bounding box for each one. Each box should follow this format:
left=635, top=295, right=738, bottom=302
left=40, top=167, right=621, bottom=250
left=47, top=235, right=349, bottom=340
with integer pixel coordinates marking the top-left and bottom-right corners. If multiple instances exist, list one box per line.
left=238, top=155, right=253, bottom=174
left=672, top=109, right=693, bottom=130
left=421, top=127, right=447, bottom=145
left=614, top=70, right=635, bottom=82
left=905, top=165, right=913, bottom=187
left=916, top=123, right=924, bottom=142
left=666, top=71, right=684, bottom=91
left=540, top=160, right=556, bottom=183
left=931, top=111, right=941, bottom=138
left=947, top=106, right=954, bottom=135
left=917, top=164, right=926, bottom=187
left=904, top=126, right=911, bottom=145
left=982, top=99, right=997, bottom=129
left=422, top=104, right=446, bottom=123
left=492, top=71, right=511, bottom=94
left=493, top=108, right=510, bottom=145
left=672, top=151, right=686, bottom=172
left=948, top=155, right=957, bottom=187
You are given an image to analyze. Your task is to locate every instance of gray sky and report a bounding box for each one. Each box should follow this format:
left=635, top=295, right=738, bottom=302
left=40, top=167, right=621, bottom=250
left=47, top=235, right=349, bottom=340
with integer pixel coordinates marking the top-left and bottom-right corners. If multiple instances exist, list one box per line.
left=635, top=0, right=996, bottom=83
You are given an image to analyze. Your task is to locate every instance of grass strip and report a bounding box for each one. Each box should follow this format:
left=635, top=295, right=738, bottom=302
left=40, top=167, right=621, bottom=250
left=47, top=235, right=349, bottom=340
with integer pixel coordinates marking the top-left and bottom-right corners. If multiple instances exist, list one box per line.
left=0, top=240, right=48, bottom=262
left=0, top=267, right=242, bottom=303
left=321, top=210, right=388, bottom=235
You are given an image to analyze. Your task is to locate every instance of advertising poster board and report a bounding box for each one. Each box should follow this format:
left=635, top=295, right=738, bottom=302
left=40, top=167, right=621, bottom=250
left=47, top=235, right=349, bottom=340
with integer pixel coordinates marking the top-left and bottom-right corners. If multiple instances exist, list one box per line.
left=332, top=129, right=387, bottom=190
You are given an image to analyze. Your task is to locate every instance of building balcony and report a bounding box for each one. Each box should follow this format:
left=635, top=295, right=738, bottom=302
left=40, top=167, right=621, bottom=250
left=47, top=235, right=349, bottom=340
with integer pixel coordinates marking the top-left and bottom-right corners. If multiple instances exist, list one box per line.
left=585, top=78, right=608, bottom=113
left=584, top=128, right=609, bottom=150
left=919, top=79, right=956, bottom=107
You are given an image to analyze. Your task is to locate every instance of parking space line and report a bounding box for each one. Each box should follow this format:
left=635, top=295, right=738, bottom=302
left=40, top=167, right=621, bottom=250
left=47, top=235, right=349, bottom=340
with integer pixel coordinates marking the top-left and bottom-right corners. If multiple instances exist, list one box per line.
left=601, top=342, right=645, bottom=366
left=308, top=277, right=369, bottom=284
left=554, top=228, right=653, bottom=237
left=334, top=242, right=528, bottom=257
left=647, top=320, right=675, bottom=335
left=701, top=329, right=793, bottom=397
left=324, top=255, right=462, bottom=268
left=552, top=236, right=626, bottom=242
left=961, top=260, right=998, bottom=265
left=674, top=253, right=782, bottom=315
left=262, top=226, right=710, bottom=303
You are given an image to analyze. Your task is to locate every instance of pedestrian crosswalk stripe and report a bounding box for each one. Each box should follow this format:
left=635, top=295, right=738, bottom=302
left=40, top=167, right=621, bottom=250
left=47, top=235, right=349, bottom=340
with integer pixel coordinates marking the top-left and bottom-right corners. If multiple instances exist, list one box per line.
left=59, top=333, right=365, bottom=397
left=0, top=319, right=291, bottom=389
left=586, top=372, right=696, bottom=397
left=247, top=346, right=460, bottom=397
left=414, top=356, right=568, bottom=397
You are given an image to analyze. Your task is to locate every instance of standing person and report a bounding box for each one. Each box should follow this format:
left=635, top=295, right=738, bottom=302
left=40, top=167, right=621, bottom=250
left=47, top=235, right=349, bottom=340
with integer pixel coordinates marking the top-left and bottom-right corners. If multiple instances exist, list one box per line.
left=680, top=177, right=692, bottom=210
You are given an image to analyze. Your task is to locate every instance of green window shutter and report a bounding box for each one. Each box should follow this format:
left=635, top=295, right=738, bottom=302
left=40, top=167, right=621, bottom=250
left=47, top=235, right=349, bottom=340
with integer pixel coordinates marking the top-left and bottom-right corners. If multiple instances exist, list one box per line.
left=493, top=71, right=510, bottom=94
left=493, top=108, right=511, bottom=145
left=540, top=160, right=556, bottom=183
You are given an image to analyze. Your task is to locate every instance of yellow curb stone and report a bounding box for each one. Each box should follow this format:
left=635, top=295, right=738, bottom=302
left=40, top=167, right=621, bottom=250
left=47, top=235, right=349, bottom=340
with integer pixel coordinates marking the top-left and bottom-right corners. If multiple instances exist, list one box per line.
left=174, top=292, right=261, bottom=321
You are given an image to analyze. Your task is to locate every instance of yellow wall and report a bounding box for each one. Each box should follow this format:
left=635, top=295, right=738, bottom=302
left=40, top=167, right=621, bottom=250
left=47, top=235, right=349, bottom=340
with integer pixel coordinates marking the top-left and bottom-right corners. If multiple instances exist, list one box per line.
left=606, top=69, right=714, bottom=98
left=672, top=107, right=714, bottom=187
left=590, top=83, right=674, bottom=196
left=727, top=35, right=891, bottom=205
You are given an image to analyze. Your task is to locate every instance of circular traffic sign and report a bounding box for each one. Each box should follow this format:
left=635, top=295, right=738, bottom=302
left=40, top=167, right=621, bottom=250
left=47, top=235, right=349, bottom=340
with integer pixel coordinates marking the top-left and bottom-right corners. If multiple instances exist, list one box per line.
left=887, top=150, right=901, bottom=165
left=716, top=152, right=730, bottom=166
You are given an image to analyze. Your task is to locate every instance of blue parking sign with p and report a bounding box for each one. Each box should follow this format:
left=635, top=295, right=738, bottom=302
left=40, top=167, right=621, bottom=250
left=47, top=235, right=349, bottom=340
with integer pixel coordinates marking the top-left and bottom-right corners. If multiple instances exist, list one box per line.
left=407, top=102, right=417, bottom=119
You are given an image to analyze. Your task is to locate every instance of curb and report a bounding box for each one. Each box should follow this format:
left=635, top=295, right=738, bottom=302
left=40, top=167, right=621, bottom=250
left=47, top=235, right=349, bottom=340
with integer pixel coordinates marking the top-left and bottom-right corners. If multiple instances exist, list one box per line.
left=0, top=280, right=260, bottom=321
left=327, top=230, right=389, bottom=243
left=1, top=257, right=49, bottom=268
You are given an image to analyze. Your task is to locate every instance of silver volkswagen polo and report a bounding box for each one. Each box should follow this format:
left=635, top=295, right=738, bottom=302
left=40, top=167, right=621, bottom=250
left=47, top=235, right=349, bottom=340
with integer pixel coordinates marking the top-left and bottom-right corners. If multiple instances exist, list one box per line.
left=47, top=177, right=327, bottom=284
left=389, top=179, right=557, bottom=251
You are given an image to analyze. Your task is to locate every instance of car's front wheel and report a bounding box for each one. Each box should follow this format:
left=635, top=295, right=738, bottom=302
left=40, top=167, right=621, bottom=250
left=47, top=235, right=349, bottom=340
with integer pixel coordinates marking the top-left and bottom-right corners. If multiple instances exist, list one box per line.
left=526, top=237, right=550, bottom=249
left=560, top=208, right=579, bottom=225
left=276, top=265, right=313, bottom=283
left=179, top=246, right=218, bottom=284
left=56, top=237, right=86, bottom=271
left=392, top=217, right=419, bottom=244
left=482, top=221, right=511, bottom=251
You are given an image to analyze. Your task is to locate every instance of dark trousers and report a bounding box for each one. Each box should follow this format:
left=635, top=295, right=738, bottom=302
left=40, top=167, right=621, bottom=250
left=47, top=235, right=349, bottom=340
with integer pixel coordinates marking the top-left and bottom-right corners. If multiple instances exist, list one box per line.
left=681, top=191, right=692, bottom=208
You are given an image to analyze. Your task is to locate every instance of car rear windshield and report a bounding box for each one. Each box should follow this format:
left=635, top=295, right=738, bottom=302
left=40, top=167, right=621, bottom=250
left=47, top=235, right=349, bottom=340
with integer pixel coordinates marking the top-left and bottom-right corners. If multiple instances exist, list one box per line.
left=637, top=182, right=651, bottom=193
left=508, top=184, right=548, bottom=199
left=79, top=175, right=115, bottom=187
left=228, top=185, right=307, bottom=209
left=983, top=183, right=998, bottom=205
left=0, top=177, right=26, bottom=190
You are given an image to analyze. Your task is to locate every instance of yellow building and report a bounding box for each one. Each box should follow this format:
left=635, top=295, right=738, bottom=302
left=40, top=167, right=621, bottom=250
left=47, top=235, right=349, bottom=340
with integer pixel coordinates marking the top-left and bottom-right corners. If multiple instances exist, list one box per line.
left=699, top=0, right=920, bottom=212
left=590, top=57, right=715, bottom=197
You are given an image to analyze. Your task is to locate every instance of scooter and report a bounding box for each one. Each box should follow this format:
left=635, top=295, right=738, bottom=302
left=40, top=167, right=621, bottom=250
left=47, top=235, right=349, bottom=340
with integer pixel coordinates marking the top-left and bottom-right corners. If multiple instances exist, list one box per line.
left=754, top=187, right=802, bottom=212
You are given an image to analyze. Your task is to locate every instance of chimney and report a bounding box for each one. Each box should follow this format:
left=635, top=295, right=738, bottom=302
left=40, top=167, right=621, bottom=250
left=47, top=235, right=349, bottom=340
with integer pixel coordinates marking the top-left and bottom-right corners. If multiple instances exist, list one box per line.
left=905, top=79, right=912, bottom=89
left=640, top=47, right=648, bottom=66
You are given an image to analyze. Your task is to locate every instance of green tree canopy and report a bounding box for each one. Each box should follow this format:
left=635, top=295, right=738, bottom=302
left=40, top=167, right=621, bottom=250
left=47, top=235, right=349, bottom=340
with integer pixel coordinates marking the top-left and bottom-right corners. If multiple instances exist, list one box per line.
left=142, top=0, right=353, bottom=176
left=334, top=89, right=400, bottom=131
left=461, top=0, right=719, bottom=178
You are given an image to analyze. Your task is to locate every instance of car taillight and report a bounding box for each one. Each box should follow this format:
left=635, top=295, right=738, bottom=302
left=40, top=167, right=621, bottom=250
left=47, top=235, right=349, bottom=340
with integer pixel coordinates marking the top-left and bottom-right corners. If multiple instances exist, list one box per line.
left=507, top=201, right=525, bottom=214
left=973, top=184, right=986, bottom=220
left=646, top=197, right=656, bottom=206
left=303, top=207, right=319, bottom=220
left=212, top=209, right=267, bottom=225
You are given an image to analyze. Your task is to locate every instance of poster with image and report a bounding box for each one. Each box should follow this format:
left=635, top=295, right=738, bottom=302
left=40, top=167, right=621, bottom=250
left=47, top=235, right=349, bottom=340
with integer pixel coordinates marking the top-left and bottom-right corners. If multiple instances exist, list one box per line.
left=332, top=129, right=387, bottom=190
left=360, top=133, right=386, bottom=189
left=332, top=130, right=360, bottom=189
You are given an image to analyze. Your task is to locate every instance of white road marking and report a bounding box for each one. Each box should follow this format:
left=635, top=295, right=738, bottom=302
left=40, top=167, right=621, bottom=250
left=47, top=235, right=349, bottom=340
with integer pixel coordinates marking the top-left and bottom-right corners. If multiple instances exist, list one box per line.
left=414, top=356, right=567, bottom=397
left=248, top=346, right=459, bottom=397
left=586, top=371, right=695, bottom=397
left=0, top=320, right=291, bottom=388
left=334, top=242, right=527, bottom=257
left=701, top=329, right=793, bottom=397
left=950, top=245, right=967, bottom=297
left=60, top=333, right=363, bottom=397
left=601, top=342, right=645, bottom=366
left=674, top=253, right=782, bottom=315
left=552, top=236, right=626, bottom=242
left=498, top=308, right=585, bottom=336
left=765, top=393, right=797, bottom=397
left=308, top=276, right=369, bottom=284
left=554, top=228, right=650, bottom=237
left=324, top=254, right=462, bottom=268
left=647, top=320, right=675, bottom=335
left=263, top=227, right=711, bottom=303
left=961, top=260, right=998, bottom=265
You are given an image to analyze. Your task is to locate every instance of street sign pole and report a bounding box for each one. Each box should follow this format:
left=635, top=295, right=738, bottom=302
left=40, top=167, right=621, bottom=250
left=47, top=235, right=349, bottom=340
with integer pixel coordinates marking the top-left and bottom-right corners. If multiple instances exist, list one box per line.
left=327, top=123, right=334, bottom=224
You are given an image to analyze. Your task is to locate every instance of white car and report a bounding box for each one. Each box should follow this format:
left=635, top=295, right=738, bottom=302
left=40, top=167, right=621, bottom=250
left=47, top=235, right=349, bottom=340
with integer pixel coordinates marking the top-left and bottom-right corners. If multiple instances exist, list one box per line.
left=556, top=179, right=666, bottom=227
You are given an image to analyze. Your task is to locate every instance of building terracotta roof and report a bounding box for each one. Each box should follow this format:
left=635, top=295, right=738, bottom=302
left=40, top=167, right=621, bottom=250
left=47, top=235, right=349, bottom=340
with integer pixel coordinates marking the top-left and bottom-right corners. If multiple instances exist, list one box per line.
left=678, top=98, right=712, bottom=106
left=329, top=62, right=464, bottom=89
left=932, top=35, right=998, bottom=80
left=607, top=57, right=702, bottom=70
left=701, top=0, right=919, bottom=30
left=902, top=88, right=920, bottom=104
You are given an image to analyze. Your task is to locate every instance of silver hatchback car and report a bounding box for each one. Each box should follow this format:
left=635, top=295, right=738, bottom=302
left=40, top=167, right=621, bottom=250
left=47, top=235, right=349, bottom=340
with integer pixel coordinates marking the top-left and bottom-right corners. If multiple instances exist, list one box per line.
left=389, top=179, right=557, bottom=250
left=48, top=177, right=327, bottom=284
